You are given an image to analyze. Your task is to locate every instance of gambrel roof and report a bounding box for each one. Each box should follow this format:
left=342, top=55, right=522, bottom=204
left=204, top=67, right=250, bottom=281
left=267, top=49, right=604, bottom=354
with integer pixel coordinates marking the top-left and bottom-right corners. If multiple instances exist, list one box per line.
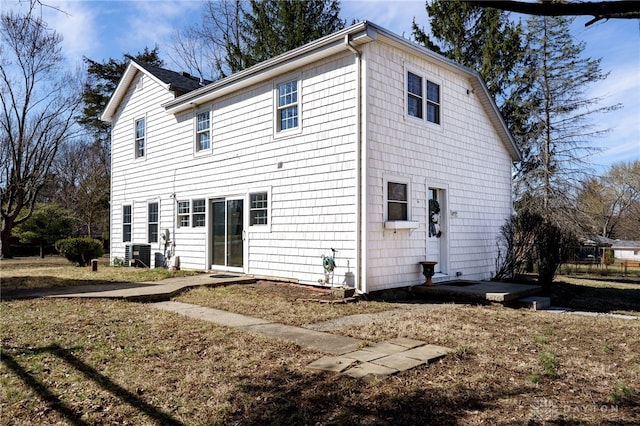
left=101, top=21, right=521, bottom=161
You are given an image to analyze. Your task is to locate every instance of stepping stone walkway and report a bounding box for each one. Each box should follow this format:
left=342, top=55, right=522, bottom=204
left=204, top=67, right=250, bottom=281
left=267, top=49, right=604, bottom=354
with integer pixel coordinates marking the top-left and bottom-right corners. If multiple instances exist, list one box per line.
left=152, top=301, right=450, bottom=379
left=308, top=338, right=450, bottom=379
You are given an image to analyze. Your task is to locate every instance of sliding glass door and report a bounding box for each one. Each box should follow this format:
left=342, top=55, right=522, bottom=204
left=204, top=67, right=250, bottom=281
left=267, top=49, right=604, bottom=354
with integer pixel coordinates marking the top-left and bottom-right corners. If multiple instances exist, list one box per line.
left=210, top=198, right=244, bottom=269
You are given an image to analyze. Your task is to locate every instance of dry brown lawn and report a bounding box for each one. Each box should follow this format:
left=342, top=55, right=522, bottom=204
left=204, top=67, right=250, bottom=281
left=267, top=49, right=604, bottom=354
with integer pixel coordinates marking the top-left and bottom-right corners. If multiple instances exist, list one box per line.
left=1, top=258, right=639, bottom=425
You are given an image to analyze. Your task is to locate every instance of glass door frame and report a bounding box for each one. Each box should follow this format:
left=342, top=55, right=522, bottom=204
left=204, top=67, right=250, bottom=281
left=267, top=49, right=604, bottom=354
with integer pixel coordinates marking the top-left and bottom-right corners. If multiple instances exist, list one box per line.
left=209, top=195, right=247, bottom=273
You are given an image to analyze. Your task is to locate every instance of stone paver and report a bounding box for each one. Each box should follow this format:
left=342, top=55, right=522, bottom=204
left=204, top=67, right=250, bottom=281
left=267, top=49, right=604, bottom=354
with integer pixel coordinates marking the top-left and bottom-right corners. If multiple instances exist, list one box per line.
left=153, top=301, right=272, bottom=327
left=371, top=353, right=426, bottom=371
left=344, top=362, right=398, bottom=379
left=241, top=323, right=362, bottom=355
left=307, top=356, right=355, bottom=373
left=385, top=337, right=426, bottom=349
left=342, top=349, right=385, bottom=362
left=363, top=341, right=408, bottom=355
left=402, top=344, right=451, bottom=361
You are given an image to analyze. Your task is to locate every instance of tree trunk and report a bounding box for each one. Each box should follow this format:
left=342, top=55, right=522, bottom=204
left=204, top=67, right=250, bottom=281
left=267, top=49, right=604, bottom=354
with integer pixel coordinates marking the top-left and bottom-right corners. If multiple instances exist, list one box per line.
left=1, top=223, right=13, bottom=259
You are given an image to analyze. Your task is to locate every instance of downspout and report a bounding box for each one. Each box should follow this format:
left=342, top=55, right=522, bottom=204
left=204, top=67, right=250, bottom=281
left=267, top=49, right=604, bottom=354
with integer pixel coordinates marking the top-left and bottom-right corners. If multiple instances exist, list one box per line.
left=345, top=34, right=365, bottom=294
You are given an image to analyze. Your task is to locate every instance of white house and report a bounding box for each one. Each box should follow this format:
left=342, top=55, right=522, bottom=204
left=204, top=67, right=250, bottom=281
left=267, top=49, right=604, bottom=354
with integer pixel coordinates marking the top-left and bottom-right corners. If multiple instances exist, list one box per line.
left=611, top=240, right=640, bottom=261
left=101, top=22, right=520, bottom=294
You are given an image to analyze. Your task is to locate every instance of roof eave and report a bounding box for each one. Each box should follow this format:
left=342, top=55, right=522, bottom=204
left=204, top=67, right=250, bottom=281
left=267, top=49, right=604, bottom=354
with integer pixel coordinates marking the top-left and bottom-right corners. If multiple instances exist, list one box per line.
left=163, top=21, right=375, bottom=114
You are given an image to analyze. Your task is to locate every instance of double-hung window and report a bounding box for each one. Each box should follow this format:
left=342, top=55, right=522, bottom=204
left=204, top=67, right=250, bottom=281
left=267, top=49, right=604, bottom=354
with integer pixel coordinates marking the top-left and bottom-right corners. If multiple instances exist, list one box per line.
left=407, top=71, right=440, bottom=125
left=426, top=80, right=440, bottom=124
left=135, top=118, right=145, bottom=158
left=196, top=111, right=211, bottom=152
left=387, top=182, right=408, bottom=221
left=122, top=205, right=132, bottom=242
left=407, top=72, right=423, bottom=119
left=249, top=192, right=268, bottom=226
left=277, top=79, right=298, bottom=132
left=178, top=201, right=190, bottom=227
left=148, top=202, right=158, bottom=243
left=192, top=199, right=206, bottom=227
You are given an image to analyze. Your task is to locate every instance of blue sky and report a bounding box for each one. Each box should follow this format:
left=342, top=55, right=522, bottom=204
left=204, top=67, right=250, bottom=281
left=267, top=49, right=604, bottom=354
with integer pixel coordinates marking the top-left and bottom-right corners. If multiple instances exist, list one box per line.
left=3, top=0, right=638, bottom=172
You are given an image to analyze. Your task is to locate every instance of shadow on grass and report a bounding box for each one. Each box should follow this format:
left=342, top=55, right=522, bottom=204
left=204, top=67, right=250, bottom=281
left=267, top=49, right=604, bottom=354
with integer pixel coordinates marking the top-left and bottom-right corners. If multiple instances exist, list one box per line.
left=549, top=281, right=640, bottom=314
left=0, top=277, right=160, bottom=300
left=1, top=344, right=183, bottom=425
left=220, top=366, right=537, bottom=425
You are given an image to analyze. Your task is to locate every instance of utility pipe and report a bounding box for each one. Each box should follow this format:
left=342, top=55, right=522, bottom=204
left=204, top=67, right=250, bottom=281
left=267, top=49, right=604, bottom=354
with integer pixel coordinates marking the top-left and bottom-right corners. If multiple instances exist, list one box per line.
left=345, top=34, right=365, bottom=294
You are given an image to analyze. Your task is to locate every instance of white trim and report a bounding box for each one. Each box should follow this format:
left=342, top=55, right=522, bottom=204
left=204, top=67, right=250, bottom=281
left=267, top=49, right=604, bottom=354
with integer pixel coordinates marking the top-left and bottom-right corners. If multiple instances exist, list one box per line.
left=426, top=181, right=450, bottom=275
left=273, top=73, right=302, bottom=138
left=384, top=221, right=419, bottom=230
left=147, top=200, right=160, bottom=246
left=383, top=174, right=413, bottom=225
left=247, top=187, right=272, bottom=233
left=194, top=107, right=213, bottom=156
left=404, top=64, right=443, bottom=131
left=133, top=114, right=147, bottom=160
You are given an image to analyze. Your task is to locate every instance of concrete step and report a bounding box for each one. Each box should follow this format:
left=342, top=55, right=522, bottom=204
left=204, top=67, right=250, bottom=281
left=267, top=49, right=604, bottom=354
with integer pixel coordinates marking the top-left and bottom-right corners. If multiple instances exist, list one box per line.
left=519, top=296, right=551, bottom=310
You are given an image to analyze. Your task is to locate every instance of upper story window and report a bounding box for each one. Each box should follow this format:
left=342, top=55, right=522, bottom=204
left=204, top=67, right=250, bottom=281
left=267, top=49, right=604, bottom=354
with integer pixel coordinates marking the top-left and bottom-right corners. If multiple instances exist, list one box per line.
left=135, top=117, right=145, bottom=158
left=407, top=72, right=423, bottom=119
left=406, top=70, right=440, bottom=125
left=192, top=199, right=206, bottom=227
left=249, top=192, right=268, bottom=226
left=177, top=201, right=190, bottom=227
left=426, top=80, right=440, bottom=124
left=148, top=202, right=158, bottom=243
left=277, top=79, right=298, bottom=132
left=196, top=111, right=211, bottom=152
left=122, top=205, right=132, bottom=242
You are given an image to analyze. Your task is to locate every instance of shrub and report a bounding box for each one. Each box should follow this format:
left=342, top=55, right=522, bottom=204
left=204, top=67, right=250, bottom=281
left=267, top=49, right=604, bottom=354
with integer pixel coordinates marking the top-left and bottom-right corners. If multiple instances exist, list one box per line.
left=55, top=238, right=104, bottom=266
left=494, top=211, right=574, bottom=285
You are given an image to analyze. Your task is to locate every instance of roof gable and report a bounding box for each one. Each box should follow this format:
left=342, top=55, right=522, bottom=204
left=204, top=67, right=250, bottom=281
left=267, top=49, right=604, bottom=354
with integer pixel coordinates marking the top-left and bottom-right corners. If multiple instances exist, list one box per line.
left=101, top=60, right=207, bottom=122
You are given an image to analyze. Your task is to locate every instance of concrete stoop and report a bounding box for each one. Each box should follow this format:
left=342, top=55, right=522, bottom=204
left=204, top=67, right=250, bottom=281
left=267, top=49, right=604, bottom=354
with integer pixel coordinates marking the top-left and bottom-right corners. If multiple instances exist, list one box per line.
left=307, top=337, right=451, bottom=380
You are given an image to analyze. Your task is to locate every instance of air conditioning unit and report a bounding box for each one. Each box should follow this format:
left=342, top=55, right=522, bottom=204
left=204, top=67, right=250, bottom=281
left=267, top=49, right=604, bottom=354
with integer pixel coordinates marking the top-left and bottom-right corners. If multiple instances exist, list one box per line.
left=125, top=244, right=151, bottom=268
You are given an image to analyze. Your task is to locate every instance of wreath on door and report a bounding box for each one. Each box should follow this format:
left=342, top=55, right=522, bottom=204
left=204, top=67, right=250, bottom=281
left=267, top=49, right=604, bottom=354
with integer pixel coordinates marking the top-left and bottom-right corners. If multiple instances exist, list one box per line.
left=429, top=199, right=442, bottom=238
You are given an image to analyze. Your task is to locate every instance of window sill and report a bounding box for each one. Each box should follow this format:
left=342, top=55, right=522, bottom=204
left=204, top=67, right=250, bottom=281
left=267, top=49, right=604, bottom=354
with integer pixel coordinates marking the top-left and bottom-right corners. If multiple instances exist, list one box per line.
left=384, top=221, right=419, bottom=230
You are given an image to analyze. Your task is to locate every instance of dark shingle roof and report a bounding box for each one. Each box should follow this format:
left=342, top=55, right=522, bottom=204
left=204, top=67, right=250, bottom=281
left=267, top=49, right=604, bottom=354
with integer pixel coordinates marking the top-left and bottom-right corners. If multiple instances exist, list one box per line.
left=133, top=60, right=212, bottom=95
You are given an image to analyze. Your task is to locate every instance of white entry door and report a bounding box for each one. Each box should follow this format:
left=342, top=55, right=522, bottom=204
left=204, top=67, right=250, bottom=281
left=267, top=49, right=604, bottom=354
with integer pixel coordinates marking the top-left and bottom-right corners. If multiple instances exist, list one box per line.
left=428, top=188, right=444, bottom=273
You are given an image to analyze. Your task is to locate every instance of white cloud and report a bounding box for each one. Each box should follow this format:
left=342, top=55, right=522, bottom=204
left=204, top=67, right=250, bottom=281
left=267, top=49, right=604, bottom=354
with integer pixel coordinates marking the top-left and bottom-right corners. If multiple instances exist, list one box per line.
left=341, top=0, right=428, bottom=37
left=118, top=1, right=202, bottom=60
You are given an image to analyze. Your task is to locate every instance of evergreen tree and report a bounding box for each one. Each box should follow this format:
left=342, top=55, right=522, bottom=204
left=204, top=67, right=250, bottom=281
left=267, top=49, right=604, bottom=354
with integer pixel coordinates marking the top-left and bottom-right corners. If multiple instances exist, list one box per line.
left=13, top=203, right=74, bottom=258
left=79, top=47, right=164, bottom=149
left=411, top=0, right=528, bottom=120
left=516, top=15, right=619, bottom=224
left=237, top=0, right=345, bottom=70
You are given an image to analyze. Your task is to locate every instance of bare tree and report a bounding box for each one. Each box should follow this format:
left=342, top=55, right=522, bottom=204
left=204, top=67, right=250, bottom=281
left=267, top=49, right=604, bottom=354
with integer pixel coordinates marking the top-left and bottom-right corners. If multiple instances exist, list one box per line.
left=50, top=140, right=110, bottom=239
left=0, top=4, right=82, bottom=258
left=168, top=0, right=246, bottom=80
left=575, top=161, right=640, bottom=239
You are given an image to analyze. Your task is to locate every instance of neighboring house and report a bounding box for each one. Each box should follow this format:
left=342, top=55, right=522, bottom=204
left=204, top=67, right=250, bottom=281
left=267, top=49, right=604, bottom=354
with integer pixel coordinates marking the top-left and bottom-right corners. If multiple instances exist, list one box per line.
left=611, top=240, right=640, bottom=261
left=101, top=21, right=520, bottom=294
